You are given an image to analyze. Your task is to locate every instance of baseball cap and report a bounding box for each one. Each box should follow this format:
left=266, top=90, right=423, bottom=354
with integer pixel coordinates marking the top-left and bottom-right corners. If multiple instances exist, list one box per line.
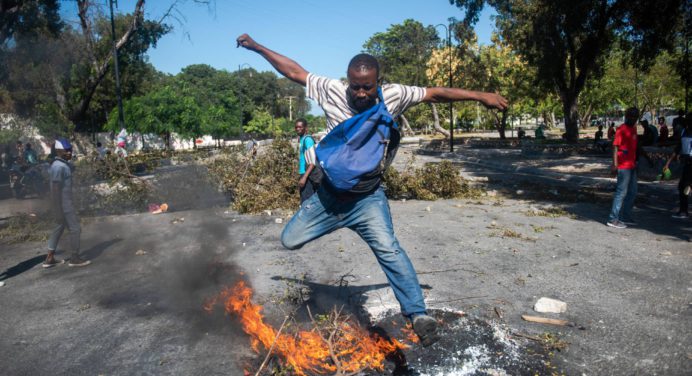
left=55, top=138, right=73, bottom=151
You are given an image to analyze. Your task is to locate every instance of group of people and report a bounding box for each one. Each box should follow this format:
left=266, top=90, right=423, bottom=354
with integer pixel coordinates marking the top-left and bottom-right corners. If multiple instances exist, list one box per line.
left=607, top=108, right=692, bottom=228
left=1, top=141, right=39, bottom=172
left=602, top=110, right=687, bottom=148
left=35, top=32, right=688, bottom=350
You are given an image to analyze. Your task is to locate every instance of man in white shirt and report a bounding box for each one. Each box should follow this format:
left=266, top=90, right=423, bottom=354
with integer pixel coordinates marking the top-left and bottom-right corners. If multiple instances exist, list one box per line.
left=237, top=33, right=507, bottom=346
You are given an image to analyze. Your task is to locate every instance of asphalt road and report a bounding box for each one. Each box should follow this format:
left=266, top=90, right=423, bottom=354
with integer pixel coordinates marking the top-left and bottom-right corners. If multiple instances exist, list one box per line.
left=0, top=154, right=690, bottom=375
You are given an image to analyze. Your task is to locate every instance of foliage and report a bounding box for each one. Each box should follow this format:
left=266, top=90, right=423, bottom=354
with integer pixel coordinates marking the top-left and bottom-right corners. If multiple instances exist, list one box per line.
left=73, top=154, right=153, bottom=215
left=0, top=1, right=170, bottom=135
left=363, top=19, right=440, bottom=86
left=383, top=158, right=481, bottom=200
left=206, top=140, right=299, bottom=214
left=449, top=0, right=685, bottom=142
left=0, top=0, right=63, bottom=46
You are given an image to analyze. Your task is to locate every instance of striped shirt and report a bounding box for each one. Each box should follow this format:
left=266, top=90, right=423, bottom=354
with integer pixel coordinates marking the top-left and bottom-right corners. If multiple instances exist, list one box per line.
left=306, top=73, right=426, bottom=132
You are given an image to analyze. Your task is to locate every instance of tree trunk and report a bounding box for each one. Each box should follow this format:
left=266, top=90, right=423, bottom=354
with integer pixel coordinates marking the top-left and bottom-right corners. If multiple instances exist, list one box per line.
left=71, top=0, right=145, bottom=128
left=579, top=103, right=593, bottom=129
left=430, top=103, right=450, bottom=137
left=490, top=109, right=508, bottom=139
left=497, top=111, right=507, bottom=139
left=398, top=114, right=414, bottom=137
left=561, top=93, right=579, bottom=143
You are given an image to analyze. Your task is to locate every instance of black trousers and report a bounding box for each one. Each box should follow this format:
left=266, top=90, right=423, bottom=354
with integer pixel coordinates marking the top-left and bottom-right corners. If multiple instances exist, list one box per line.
left=299, top=174, right=318, bottom=204
left=679, top=160, right=692, bottom=214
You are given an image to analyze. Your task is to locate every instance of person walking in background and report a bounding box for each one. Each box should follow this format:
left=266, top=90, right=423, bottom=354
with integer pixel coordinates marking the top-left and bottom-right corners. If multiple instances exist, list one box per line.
left=116, top=128, right=128, bottom=157
left=607, top=107, right=641, bottom=229
left=663, top=114, right=692, bottom=219
left=43, top=138, right=90, bottom=268
left=295, top=118, right=319, bottom=203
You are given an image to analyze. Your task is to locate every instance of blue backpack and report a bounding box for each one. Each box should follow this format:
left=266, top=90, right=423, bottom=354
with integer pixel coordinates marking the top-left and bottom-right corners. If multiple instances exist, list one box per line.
left=316, top=88, right=398, bottom=193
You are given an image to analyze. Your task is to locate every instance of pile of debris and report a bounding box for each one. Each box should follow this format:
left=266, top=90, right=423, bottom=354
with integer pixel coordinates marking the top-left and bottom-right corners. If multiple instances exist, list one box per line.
left=383, top=159, right=482, bottom=200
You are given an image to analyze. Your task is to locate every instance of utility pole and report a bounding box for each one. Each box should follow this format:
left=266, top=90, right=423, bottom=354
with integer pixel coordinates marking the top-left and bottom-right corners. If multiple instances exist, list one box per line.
left=238, top=63, right=251, bottom=138
left=285, top=96, right=296, bottom=121
left=448, top=21, right=453, bottom=152
left=435, top=23, right=454, bottom=152
left=108, top=0, right=125, bottom=131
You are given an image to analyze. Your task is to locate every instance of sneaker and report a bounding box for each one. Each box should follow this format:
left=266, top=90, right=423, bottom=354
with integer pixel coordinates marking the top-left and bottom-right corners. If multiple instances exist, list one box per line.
left=412, top=314, right=440, bottom=347
left=606, top=220, right=627, bottom=229
left=42, top=258, right=61, bottom=268
left=68, top=257, right=91, bottom=267
left=672, top=212, right=689, bottom=219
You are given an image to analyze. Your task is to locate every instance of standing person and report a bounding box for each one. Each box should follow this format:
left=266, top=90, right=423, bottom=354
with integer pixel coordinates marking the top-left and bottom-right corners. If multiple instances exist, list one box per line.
left=607, top=122, right=616, bottom=140
left=15, top=140, right=24, bottom=166
left=594, top=125, right=604, bottom=142
left=517, top=127, right=526, bottom=139
left=1, top=145, right=12, bottom=171
left=23, top=143, right=38, bottom=165
left=96, top=142, right=107, bottom=161
left=237, top=33, right=508, bottom=346
left=663, top=114, right=692, bottom=219
left=295, top=118, right=319, bottom=203
left=640, top=120, right=655, bottom=146
left=658, top=116, right=669, bottom=145
left=116, top=128, right=128, bottom=157
left=672, top=109, right=685, bottom=141
left=607, top=107, right=642, bottom=229
left=534, top=124, right=545, bottom=139
left=43, top=138, right=90, bottom=268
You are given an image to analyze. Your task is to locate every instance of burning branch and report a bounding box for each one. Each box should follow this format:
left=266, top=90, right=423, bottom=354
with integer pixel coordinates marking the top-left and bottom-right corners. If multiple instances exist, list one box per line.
left=205, top=281, right=408, bottom=376
left=254, top=315, right=289, bottom=376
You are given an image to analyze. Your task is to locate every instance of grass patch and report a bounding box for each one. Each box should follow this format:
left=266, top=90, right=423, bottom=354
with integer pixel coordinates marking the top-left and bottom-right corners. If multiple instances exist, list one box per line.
left=487, top=223, right=537, bottom=242
left=0, top=214, right=53, bottom=244
left=524, top=207, right=576, bottom=219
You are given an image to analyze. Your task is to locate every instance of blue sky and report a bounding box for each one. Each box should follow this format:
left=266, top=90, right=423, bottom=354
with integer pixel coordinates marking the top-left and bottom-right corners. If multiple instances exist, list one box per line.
left=62, top=0, right=496, bottom=113
left=65, top=0, right=496, bottom=77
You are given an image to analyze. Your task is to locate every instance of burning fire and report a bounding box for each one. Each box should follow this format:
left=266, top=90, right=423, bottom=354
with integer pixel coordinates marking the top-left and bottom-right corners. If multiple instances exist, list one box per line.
left=205, top=281, right=408, bottom=375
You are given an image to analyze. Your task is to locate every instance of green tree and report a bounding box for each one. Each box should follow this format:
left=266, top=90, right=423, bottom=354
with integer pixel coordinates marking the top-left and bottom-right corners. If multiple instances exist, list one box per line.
left=363, top=19, right=440, bottom=86
left=0, top=0, right=62, bottom=46
left=244, top=107, right=274, bottom=136
left=449, top=0, right=685, bottom=142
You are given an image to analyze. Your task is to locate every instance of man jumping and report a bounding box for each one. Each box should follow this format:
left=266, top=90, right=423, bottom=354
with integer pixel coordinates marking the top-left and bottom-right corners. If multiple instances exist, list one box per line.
left=237, top=33, right=508, bottom=346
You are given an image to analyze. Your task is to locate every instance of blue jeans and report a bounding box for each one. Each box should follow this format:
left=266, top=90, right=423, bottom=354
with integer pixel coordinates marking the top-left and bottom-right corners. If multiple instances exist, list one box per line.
left=608, top=168, right=638, bottom=222
left=281, top=186, right=426, bottom=316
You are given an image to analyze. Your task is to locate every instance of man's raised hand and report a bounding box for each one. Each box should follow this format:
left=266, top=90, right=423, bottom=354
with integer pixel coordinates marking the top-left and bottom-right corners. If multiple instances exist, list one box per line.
left=236, top=34, right=258, bottom=50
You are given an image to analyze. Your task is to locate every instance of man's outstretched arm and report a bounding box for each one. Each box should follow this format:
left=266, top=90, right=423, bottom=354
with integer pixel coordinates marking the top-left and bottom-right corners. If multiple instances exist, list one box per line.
left=236, top=34, right=308, bottom=86
left=423, top=87, right=508, bottom=111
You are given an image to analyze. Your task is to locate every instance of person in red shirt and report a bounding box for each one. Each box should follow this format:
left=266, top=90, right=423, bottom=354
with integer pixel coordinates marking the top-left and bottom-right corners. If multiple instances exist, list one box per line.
left=607, top=107, right=641, bottom=228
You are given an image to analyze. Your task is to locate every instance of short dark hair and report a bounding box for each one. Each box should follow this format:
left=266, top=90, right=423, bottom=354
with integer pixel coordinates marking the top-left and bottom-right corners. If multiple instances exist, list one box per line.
left=295, top=118, right=308, bottom=127
left=348, top=53, right=380, bottom=77
left=97, top=142, right=102, bottom=147
left=624, top=107, right=639, bottom=126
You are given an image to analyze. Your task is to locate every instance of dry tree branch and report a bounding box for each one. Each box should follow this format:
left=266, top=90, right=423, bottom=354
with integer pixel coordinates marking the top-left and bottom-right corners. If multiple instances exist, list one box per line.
left=254, top=315, right=289, bottom=376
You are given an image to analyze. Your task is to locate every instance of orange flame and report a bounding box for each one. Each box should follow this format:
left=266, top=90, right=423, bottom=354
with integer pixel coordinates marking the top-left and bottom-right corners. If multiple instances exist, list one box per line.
left=205, top=281, right=408, bottom=375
